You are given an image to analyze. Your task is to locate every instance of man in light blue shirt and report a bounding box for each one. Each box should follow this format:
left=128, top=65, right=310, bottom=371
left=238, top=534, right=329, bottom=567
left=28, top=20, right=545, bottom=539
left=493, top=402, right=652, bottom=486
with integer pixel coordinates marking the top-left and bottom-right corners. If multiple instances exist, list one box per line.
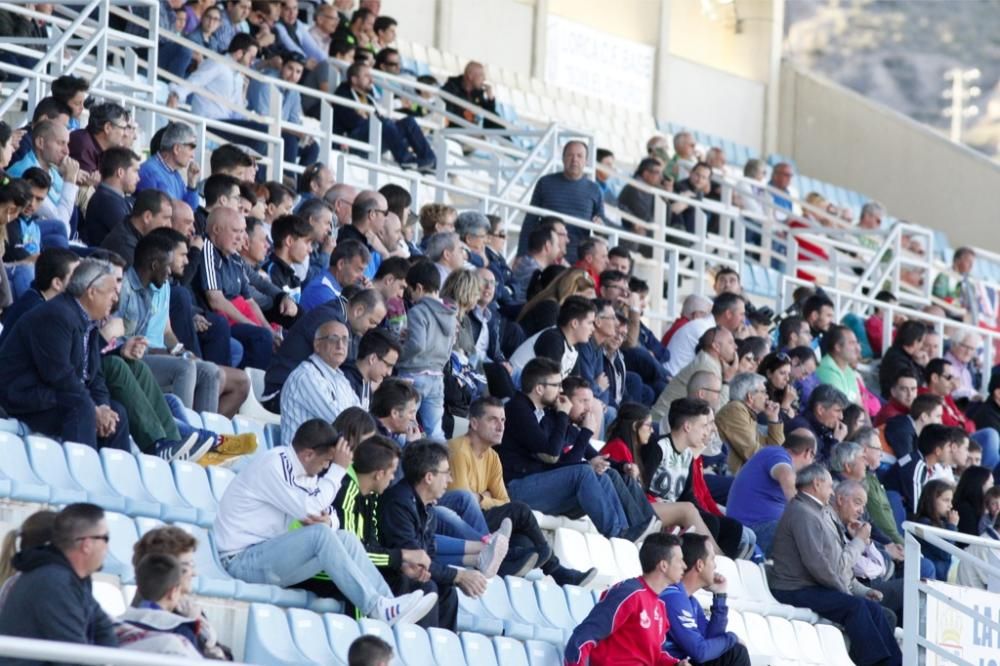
left=273, top=0, right=326, bottom=63
left=136, top=122, right=201, bottom=212
left=246, top=51, right=319, bottom=168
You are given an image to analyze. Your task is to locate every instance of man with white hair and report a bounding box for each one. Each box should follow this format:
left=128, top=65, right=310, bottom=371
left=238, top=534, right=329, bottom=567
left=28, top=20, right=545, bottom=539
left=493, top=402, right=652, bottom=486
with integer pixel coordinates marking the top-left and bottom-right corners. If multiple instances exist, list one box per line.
left=715, top=372, right=783, bottom=473
left=426, top=231, right=466, bottom=283
left=660, top=293, right=712, bottom=349
left=136, top=121, right=200, bottom=211
left=946, top=330, right=981, bottom=401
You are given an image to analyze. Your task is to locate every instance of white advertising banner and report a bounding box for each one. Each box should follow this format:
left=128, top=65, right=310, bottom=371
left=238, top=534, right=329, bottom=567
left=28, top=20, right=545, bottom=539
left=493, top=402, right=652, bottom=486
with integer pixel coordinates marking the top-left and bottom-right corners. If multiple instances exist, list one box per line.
left=924, top=579, right=1000, bottom=665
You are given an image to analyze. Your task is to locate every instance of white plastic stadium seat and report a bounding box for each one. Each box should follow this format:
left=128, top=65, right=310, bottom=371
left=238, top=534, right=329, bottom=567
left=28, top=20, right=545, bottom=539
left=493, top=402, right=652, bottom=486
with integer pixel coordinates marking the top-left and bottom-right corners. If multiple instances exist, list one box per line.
left=609, top=537, right=642, bottom=578
left=553, top=528, right=594, bottom=581
left=584, top=532, right=623, bottom=587
left=791, top=619, right=829, bottom=665
left=816, top=622, right=855, bottom=666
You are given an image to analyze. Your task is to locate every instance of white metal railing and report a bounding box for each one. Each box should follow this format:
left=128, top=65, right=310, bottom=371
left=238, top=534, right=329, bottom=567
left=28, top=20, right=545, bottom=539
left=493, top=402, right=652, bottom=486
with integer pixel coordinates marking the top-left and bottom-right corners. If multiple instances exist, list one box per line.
left=0, top=635, right=241, bottom=665
left=902, top=521, right=1000, bottom=666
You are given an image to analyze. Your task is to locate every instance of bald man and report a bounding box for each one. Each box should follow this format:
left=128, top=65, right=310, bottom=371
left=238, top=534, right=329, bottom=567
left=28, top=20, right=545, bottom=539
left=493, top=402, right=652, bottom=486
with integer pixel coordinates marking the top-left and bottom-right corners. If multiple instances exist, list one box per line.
left=442, top=61, right=502, bottom=129
left=280, top=319, right=360, bottom=445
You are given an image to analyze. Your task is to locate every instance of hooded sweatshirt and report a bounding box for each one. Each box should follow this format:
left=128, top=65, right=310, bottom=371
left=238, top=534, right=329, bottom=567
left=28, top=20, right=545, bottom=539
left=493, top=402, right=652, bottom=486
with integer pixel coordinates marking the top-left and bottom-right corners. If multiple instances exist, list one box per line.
left=0, top=545, right=118, bottom=663
left=396, top=296, right=457, bottom=375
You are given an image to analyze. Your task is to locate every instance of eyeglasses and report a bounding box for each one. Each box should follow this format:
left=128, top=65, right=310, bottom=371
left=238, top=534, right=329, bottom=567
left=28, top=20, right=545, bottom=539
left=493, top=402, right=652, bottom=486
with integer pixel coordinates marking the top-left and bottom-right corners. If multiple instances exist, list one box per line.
left=318, top=334, right=349, bottom=346
left=76, top=534, right=110, bottom=543
left=489, top=231, right=507, bottom=239
left=109, top=122, right=129, bottom=130
left=430, top=467, right=451, bottom=476
left=369, top=208, right=389, bottom=216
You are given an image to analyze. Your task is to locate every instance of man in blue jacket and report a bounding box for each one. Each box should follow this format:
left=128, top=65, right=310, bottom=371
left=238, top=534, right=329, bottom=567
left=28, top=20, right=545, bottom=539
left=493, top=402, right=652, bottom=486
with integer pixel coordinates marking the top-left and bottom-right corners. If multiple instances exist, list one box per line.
left=662, top=532, right=750, bottom=666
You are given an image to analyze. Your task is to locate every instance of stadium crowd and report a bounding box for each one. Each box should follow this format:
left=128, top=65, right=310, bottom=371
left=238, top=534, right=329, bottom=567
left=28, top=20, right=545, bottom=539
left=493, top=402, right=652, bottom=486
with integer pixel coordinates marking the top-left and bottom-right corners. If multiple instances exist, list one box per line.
left=0, top=1, right=997, bottom=665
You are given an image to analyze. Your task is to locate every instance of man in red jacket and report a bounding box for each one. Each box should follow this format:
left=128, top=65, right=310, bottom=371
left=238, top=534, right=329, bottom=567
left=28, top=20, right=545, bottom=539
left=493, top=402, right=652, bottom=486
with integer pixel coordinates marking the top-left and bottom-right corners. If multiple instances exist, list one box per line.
left=921, top=357, right=1000, bottom=472
left=565, top=533, right=690, bottom=666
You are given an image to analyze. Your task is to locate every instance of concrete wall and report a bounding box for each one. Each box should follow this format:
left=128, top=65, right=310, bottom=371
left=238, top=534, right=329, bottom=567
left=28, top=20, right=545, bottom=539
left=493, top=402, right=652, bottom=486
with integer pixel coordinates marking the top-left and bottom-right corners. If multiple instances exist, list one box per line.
left=778, top=62, right=1000, bottom=251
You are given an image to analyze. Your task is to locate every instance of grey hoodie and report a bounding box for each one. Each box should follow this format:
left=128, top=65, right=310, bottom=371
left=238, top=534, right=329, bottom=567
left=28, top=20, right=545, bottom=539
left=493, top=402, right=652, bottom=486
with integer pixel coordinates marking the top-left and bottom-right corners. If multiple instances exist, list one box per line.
left=397, top=296, right=457, bottom=374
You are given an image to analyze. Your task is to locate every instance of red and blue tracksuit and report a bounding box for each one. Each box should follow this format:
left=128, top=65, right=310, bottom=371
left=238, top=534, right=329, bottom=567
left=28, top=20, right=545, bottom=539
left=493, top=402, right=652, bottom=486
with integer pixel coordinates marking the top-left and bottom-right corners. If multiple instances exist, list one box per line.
left=564, top=577, right=680, bottom=665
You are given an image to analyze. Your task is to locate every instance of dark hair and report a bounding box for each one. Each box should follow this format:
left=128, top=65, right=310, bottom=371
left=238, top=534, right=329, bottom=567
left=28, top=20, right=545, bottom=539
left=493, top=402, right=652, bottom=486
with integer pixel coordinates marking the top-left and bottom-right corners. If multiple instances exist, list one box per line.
left=607, top=402, right=651, bottom=477
left=131, top=526, right=197, bottom=567
left=953, top=466, right=993, bottom=529
left=918, top=423, right=954, bottom=458
left=374, top=16, right=397, bottom=33
left=891, top=367, right=920, bottom=387
left=0, top=179, right=31, bottom=206
left=353, top=435, right=400, bottom=475
left=638, top=533, right=681, bottom=574
left=924, top=357, right=952, bottom=384
left=239, top=182, right=258, bottom=208
left=51, top=74, right=89, bottom=104
left=357, top=328, right=401, bottom=362
left=330, top=37, right=355, bottom=58
left=711, top=292, right=743, bottom=318
left=374, top=256, right=409, bottom=282
left=598, top=269, right=628, bottom=289
left=290, top=419, right=342, bottom=455
left=374, top=46, right=399, bottom=69
left=330, top=239, right=372, bottom=270
left=133, top=232, right=176, bottom=271
left=348, top=635, right=393, bottom=666
left=802, top=294, right=834, bottom=322
left=469, top=396, right=504, bottom=420
left=98, top=147, right=140, bottom=179
left=86, top=102, right=128, bottom=134
left=346, top=61, right=369, bottom=84
left=401, top=439, right=449, bottom=486
left=20, top=166, right=51, bottom=191
left=786, top=345, right=816, bottom=364
left=0, top=121, right=11, bottom=149
left=379, top=183, right=411, bottom=219
left=758, top=352, right=792, bottom=407
left=608, top=246, right=632, bottom=270
left=714, top=266, right=740, bottom=285
left=667, top=398, right=712, bottom=431
left=521, top=357, right=562, bottom=394
left=807, top=384, right=848, bottom=413
left=596, top=147, right=613, bottom=162
left=135, top=553, right=182, bottom=604
left=333, top=407, right=377, bottom=450
left=915, top=478, right=954, bottom=526
left=210, top=144, right=255, bottom=173
left=263, top=180, right=294, bottom=206
left=203, top=173, right=242, bottom=207
left=227, top=32, right=258, bottom=55
left=51, top=503, right=105, bottom=552
left=628, top=277, right=649, bottom=295
left=271, top=214, right=312, bottom=249
left=577, top=237, right=606, bottom=261
left=146, top=226, right=188, bottom=249
left=350, top=7, right=373, bottom=25
left=910, top=393, right=944, bottom=421
left=31, top=97, right=72, bottom=124
left=783, top=431, right=816, bottom=455
left=404, top=259, right=440, bottom=293
left=527, top=225, right=555, bottom=254
left=557, top=295, right=597, bottom=329
left=680, top=532, right=711, bottom=570
left=737, top=336, right=769, bottom=364
left=298, top=163, right=329, bottom=195
left=820, top=324, right=850, bottom=356
left=894, top=320, right=928, bottom=350
left=32, top=248, right=79, bottom=292
left=89, top=248, right=127, bottom=269
left=370, top=377, right=420, bottom=419
left=131, top=188, right=171, bottom=221
left=561, top=375, right=591, bottom=397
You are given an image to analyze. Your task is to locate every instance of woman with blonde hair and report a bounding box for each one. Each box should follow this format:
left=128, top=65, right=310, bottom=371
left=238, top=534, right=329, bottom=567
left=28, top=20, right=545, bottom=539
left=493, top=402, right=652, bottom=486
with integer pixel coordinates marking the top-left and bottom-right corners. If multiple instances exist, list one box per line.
left=0, top=510, right=57, bottom=609
left=517, top=267, right=596, bottom=336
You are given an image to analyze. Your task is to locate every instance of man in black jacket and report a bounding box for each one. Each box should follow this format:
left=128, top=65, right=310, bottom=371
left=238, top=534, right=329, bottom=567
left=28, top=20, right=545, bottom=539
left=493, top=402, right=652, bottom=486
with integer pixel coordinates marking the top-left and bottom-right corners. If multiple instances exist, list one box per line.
left=496, top=358, right=629, bottom=539
left=0, top=259, right=130, bottom=450
left=80, top=147, right=139, bottom=246
left=878, top=320, right=927, bottom=397
left=379, top=440, right=489, bottom=630
left=100, top=188, right=173, bottom=266
left=440, top=62, right=503, bottom=130
left=0, top=503, right=118, bottom=655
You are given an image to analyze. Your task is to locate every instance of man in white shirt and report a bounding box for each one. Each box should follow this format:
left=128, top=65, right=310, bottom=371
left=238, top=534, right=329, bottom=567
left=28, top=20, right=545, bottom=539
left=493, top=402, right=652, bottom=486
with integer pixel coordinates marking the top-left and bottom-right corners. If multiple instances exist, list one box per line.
left=280, top=319, right=360, bottom=445
left=665, top=292, right=745, bottom=377
left=214, top=418, right=437, bottom=626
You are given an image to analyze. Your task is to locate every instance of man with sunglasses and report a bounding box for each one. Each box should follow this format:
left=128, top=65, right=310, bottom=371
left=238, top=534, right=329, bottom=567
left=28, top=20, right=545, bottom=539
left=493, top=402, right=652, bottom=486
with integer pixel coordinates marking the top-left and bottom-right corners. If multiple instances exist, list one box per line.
left=923, top=357, right=1000, bottom=473
left=0, top=503, right=118, bottom=650
left=137, top=122, right=201, bottom=212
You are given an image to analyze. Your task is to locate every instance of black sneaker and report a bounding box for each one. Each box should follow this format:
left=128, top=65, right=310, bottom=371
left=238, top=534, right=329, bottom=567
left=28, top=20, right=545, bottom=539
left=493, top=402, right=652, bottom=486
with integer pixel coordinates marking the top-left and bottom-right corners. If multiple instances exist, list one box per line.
left=552, top=566, right=598, bottom=587
left=155, top=433, right=200, bottom=462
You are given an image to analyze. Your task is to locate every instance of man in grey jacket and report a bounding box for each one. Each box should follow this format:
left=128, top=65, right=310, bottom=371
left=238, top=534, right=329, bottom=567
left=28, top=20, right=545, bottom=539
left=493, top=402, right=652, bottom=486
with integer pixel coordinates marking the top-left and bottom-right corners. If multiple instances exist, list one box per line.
left=768, top=464, right=901, bottom=666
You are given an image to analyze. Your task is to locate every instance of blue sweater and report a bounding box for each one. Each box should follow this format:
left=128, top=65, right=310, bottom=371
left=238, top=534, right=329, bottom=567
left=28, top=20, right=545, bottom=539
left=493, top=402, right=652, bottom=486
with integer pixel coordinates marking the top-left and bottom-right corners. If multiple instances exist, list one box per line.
left=137, top=154, right=200, bottom=211
left=519, top=172, right=605, bottom=255
left=661, top=583, right=738, bottom=662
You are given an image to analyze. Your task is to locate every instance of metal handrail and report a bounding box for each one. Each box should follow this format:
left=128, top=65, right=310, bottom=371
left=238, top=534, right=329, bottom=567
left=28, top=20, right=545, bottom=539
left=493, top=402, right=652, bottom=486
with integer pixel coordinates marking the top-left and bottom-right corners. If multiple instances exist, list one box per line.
left=0, top=635, right=237, bottom=665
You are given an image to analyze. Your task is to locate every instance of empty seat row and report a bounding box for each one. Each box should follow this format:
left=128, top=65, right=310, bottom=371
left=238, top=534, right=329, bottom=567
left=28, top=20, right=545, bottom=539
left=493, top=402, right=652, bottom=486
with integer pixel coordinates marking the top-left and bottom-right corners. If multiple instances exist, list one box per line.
left=729, top=609, right=853, bottom=666
left=552, top=527, right=641, bottom=589
left=246, top=603, right=563, bottom=666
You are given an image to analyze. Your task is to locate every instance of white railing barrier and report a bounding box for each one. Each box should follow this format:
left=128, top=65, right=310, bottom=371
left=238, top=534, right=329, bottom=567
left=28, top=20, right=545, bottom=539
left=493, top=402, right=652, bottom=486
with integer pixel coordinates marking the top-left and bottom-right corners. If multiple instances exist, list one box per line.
left=0, top=635, right=242, bottom=665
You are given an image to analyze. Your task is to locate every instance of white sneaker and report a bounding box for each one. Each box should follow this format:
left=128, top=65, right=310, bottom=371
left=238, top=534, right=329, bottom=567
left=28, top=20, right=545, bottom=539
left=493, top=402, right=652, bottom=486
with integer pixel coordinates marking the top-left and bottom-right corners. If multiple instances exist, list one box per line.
left=477, top=528, right=509, bottom=578
left=372, top=591, right=439, bottom=626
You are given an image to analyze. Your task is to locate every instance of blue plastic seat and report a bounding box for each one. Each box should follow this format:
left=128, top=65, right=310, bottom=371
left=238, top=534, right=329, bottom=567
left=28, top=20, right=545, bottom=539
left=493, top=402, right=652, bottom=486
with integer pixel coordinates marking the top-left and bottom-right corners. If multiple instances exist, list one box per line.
left=480, top=576, right=533, bottom=640
left=504, top=576, right=565, bottom=643
left=233, top=415, right=268, bottom=450
left=393, top=623, right=435, bottom=666
left=99, top=449, right=163, bottom=519
left=0, top=418, right=24, bottom=434
left=457, top=586, right=504, bottom=636
left=324, top=613, right=361, bottom=666
left=563, top=585, right=596, bottom=625
left=0, top=432, right=50, bottom=504
left=525, top=639, right=562, bottom=666
left=244, top=603, right=311, bottom=666
left=264, top=423, right=282, bottom=449
left=134, top=516, right=165, bottom=535
left=201, top=411, right=235, bottom=436
left=460, top=631, right=499, bottom=666
left=287, top=608, right=337, bottom=664
left=534, top=579, right=576, bottom=631
left=493, top=636, right=530, bottom=666
left=27, top=436, right=125, bottom=511
left=134, top=454, right=200, bottom=524
left=207, top=466, right=236, bottom=503
left=104, top=512, right=140, bottom=583
left=171, top=460, right=218, bottom=525
left=428, top=627, right=469, bottom=666
left=65, top=443, right=139, bottom=512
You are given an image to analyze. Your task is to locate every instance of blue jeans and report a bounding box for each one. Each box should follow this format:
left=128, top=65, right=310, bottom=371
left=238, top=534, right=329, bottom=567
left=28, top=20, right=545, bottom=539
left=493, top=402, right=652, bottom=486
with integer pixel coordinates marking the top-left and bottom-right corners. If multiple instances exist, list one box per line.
left=350, top=116, right=435, bottom=166
left=403, top=373, right=444, bottom=440
left=970, top=428, right=1000, bottom=471
left=433, top=534, right=467, bottom=567
left=507, top=465, right=628, bottom=538
left=224, top=524, right=392, bottom=615
left=231, top=323, right=272, bottom=370
left=747, top=520, right=779, bottom=557
left=435, top=490, right=488, bottom=540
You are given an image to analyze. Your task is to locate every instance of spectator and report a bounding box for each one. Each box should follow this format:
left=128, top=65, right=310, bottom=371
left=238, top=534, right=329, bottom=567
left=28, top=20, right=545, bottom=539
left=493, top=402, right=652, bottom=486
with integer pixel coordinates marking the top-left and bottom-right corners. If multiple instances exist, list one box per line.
left=339, top=329, right=399, bottom=409
left=307, top=3, right=339, bottom=58
left=849, top=427, right=905, bottom=547
left=280, top=319, right=360, bottom=445
left=50, top=74, right=89, bottom=131
left=334, top=63, right=436, bottom=171
left=81, top=147, right=139, bottom=246
left=0, top=504, right=118, bottom=649
left=874, top=368, right=920, bottom=427
left=425, top=231, right=466, bottom=284
left=441, top=61, right=502, bottom=129
left=115, top=553, right=202, bottom=657
left=509, top=224, right=560, bottom=302
left=665, top=292, right=745, bottom=377
left=883, top=393, right=944, bottom=462
left=652, top=326, right=736, bottom=426
left=497, top=358, right=629, bottom=538
left=0, top=259, right=130, bottom=450
left=332, top=7, right=373, bottom=49
left=101, top=188, right=173, bottom=265
left=379, top=441, right=493, bottom=631
left=564, top=533, right=685, bottom=666
left=885, top=423, right=960, bottom=515
left=348, top=635, right=393, bottom=666
left=7, top=119, right=79, bottom=239
left=297, top=197, right=337, bottom=282
left=371, top=256, right=409, bottom=337
left=757, top=352, right=798, bottom=422
left=68, top=102, right=130, bottom=174
left=923, top=357, right=1000, bottom=472
left=878, top=319, right=927, bottom=397
left=669, top=160, right=712, bottom=235
left=660, top=293, right=712, bottom=349
left=455, top=211, right=490, bottom=269
left=790, top=383, right=847, bottom=463
left=210, top=0, right=251, bottom=52
left=953, top=465, right=994, bottom=537
left=273, top=0, right=325, bottom=63
left=0, top=247, right=78, bottom=343
left=933, top=246, right=983, bottom=324
left=573, top=236, right=609, bottom=291
left=214, top=418, right=437, bottom=624
left=518, top=141, right=605, bottom=263
left=662, top=532, right=750, bottom=666
left=716, top=372, right=784, bottom=473
left=815, top=324, right=863, bottom=405
left=727, top=431, right=817, bottom=556
left=776, top=315, right=812, bottom=352
left=768, top=465, right=901, bottom=665
left=262, top=213, right=311, bottom=299
left=509, top=295, right=595, bottom=380
left=0, top=510, right=56, bottom=605
left=136, top=122, right=201, bottom=212
left=337, top=189, right=388, bottom=273
left=946, top=331, right=982, bottom=402
left=8, top=97, right=71, bottom=168
left=617, top=157, right=665, bottom=248
left=185, top=4, right=225, bottom=53
left=246, top=50, right=319, bottom=169
left=301, top=239, right=371, bottom=312
left=296, top=162, right=336, bottom=212
left=665, top=131, right=695, bottom=179
left=913, top=479, right=959, bottom=580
